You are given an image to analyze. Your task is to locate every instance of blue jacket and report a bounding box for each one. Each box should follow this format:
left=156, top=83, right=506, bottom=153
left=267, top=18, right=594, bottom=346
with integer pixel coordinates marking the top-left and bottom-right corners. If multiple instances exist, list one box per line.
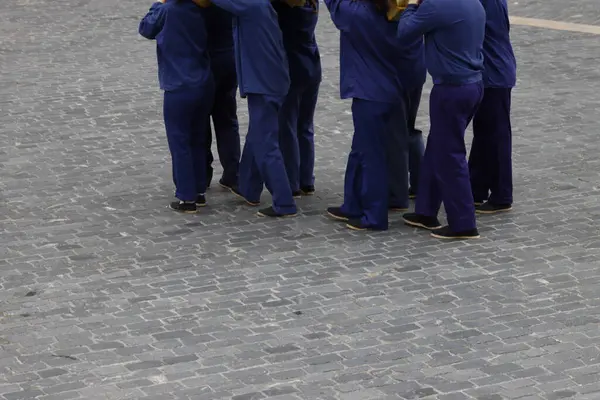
left=398, top=0, right=485, bottom=86
left=139, top=1, right=212, bottom=91
left=273, top=0, right=322, bottom=87
left=324, top=0, right=420, bottom=103
left=480, top=0, right=517, bottom=88
left=209, top=0, right=290, bottom=97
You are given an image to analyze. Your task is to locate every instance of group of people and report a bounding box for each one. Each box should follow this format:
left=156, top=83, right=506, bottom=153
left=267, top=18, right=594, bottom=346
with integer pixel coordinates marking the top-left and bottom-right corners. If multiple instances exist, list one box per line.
left=138, top=0, right=516, bottom=240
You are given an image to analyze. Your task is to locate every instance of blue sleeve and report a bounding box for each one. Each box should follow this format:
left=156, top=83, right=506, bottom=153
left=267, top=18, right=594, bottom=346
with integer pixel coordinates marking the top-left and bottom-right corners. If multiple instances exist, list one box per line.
left=138, top=2, right=166, bottom=40
left=210, top=0, right=255, bottom=16
left=324, top=0, right=353, bottom=32
left=397, top=1, right=443, bottom=43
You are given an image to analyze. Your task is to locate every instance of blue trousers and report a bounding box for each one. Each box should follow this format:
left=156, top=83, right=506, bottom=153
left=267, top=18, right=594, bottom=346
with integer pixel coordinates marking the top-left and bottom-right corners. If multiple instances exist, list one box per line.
left=387, top=94, right=410, bottom=209
left=239, top=94, right=297, bottom=214
left=407, top=86, right=425, bottom=192
left=279, top=80, right=320, bottom=192
left=341, top=99, right=394, bottom=230
left=206, top=51, right=241, bottom=187
left=415, top=82, right=483, bottom=232
left=164, top=84, right=215, bottom=201
left=468, top=88, right=513, bottom=205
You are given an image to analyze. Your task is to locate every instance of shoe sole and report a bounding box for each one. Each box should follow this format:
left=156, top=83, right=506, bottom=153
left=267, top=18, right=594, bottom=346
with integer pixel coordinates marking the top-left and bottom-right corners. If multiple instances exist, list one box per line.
left=346, top=223, right=366, bottom=231
left=409, top=195, right=416, bottom=200
left=403, top=218, right=442, bottom=230
left=293, top=194, right=302, bottom=199
left=327, top=211, right=349, bottom=221
left=431, top=232, right=480, bottom=240
left=230, top=188, right=260, bottom=206
left=389, top=208, right=408, bottom=212
left=169, top=206, right=198, bottom=214
left=476, top=207, right=512, bottom=215
left=257, top=211, right=296, bottom=218
left=219, top=182, right=233, bottom=191
left=195, top=203, right=207, bottom=207
left=302, top=191, right=315, bottom=196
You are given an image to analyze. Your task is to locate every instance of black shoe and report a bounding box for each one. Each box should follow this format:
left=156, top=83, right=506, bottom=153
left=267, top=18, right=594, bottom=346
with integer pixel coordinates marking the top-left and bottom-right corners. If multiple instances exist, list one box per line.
left=389, top=205, right=408, bottom=212
left=170, top=201, right=197, bottom=214
left=476, top=202, right=512, bottom=214
left=402, top=213, right=442, bottom=230
left=230, top=187, right=260, bottom=206
left=301, top=186, right=315, bottom=195
left=408, top=188, right=417, bottom=200
left=196, top=194, right=207, bottom=207
left=257, top=206, right=296, bottom=218
left=431, top=225, right=480, bottom=240
left=292, top=191, right=303, bottom=199
left=326, top=207, right=349, bottom=221
left=218, top=179, right=234, bottom=191
left=346, top=218, right=368, bottom=231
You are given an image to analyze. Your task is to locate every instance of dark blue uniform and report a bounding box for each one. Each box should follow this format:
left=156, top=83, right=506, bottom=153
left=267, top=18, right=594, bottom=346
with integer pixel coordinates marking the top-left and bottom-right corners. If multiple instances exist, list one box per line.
left=398, top=0, right=485, bottom=235
left=468, top=0, right=517, bottom=208
left=325, top=0, right=410, bottom=230
left=139, top=1, right=214, bottom=203
left=210, top=0, right=296, bottom=215
left=274, top=0, right=322, bottom=195
left=202, top=6, right=241, bottom=189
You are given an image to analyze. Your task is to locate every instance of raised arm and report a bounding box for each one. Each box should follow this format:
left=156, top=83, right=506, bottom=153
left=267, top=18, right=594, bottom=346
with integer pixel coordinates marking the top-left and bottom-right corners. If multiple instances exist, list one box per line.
left=397, top=0, right=443, bottom=44
left=138, top=2, right=166, bottom=40
left=323, top=0, right=353, bottom=32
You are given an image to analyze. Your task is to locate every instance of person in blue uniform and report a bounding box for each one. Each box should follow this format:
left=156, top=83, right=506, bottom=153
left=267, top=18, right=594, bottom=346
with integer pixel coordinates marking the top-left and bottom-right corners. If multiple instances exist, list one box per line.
left=324, top=0, right=410, bottom=231
left=274, top=0, right=322, bottom=198
left=202, top=6, right=241, bottom=191
left=139, top=0, right=214, bottom=214
left=399, top=0, right=486, bottom=239
left=202, top=0, right=296, bottom=218
left=468, top=0, right=517, bottom=214
left=388, top=31, right=427, bottom=211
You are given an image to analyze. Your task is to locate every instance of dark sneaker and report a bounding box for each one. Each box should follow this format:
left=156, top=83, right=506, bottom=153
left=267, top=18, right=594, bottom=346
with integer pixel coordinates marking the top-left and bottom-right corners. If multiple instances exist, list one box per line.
left=230, top=187, right=260, bottom=206
left=402, top=213, right=442, bottom=230
left=431, top=225, right=480, bottom=240
left=389, top=205, right=408, bottom=212
left=292, top=191, right=303, bottom=199
left=257, top=206, right=296, bottom=218
left=327, top=207, right=349, bottom=221
left=346, top=218, right=368, bottom=231
left=476, top=202, right=512, bottom=214
left=196, top=194, right=207, bottom=207
left=170, top=201, right=197, bottom=214
left=408, top=188, right=417, bottom=199
left=301, top=186, right=315, bottom=195
left=218, top=179, right=234, bottom=191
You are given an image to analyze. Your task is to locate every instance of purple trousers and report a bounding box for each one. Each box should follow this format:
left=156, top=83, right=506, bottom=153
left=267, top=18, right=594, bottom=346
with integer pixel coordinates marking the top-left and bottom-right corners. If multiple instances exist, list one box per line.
left=415, top=82, right=483, bottom=232
left=468, top=88, right=513, bottom=205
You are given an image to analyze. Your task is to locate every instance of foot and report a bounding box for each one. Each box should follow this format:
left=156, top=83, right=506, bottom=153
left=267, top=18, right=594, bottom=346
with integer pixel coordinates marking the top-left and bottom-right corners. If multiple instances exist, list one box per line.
left=476, top=202, right=512, bottom=214
left=346, top=218, right=368, bottom=231
left=431, top=225, right=480, bottom=240
left=402, top=212, right=442, bottom=230
left=301, top=185, right=315, bottom=195
left=326, top=207, right=349, bottom=221
left=170, top=201, right=197, bottom=214
left=218, top=179, right=235, bottom=191
left=196, top=194, right=207, bottom=207
left=257, top=206, right=296, bottom=218
left=292, top=190, right=303, bottom=199
left=230, top=186, right=260, bottom=206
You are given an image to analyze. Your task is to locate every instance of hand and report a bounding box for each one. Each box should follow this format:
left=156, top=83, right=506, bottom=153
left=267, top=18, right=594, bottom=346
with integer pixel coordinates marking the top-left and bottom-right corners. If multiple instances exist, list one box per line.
left=284, top=0, right=306, bottom=7
left=158, top=0, right=166, bottom=3
left=408, top=0, right=419, bottom=4
left=192, top=0, right=211, bottom=7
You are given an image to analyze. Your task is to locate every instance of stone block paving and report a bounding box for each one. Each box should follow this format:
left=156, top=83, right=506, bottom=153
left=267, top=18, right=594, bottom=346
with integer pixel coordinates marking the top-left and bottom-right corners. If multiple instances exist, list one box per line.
left=2, top=0, right=600, bottom=399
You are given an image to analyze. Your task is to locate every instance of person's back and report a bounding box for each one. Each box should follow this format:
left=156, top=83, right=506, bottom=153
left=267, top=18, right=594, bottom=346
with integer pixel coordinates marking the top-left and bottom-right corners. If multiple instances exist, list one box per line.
left=480, top=0, right=516, bottom=88
left=139, top=0, right=212, bottom=91
left=397, top=0, right=485, bottom=85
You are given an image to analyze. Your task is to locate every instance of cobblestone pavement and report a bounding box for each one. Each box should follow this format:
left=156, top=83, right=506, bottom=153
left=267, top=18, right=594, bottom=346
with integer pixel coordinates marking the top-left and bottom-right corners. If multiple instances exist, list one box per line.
left=2, top=1, right=600, bottom=399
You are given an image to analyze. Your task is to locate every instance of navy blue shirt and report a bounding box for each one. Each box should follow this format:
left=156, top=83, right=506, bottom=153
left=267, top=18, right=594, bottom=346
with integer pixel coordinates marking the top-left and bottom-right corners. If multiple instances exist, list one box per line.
left=324, top=0, right=418, bottom=103
left=397, top=0, right=485, bottom=86
left=139, top=1, right=212, bottom=92
left=209, top=0, right=290, bottom=97
left=202, top=5, right=234, bottom=55
left=273, top=0, right=322, bottom=87
left=480, top=0, right=517, bottom=88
